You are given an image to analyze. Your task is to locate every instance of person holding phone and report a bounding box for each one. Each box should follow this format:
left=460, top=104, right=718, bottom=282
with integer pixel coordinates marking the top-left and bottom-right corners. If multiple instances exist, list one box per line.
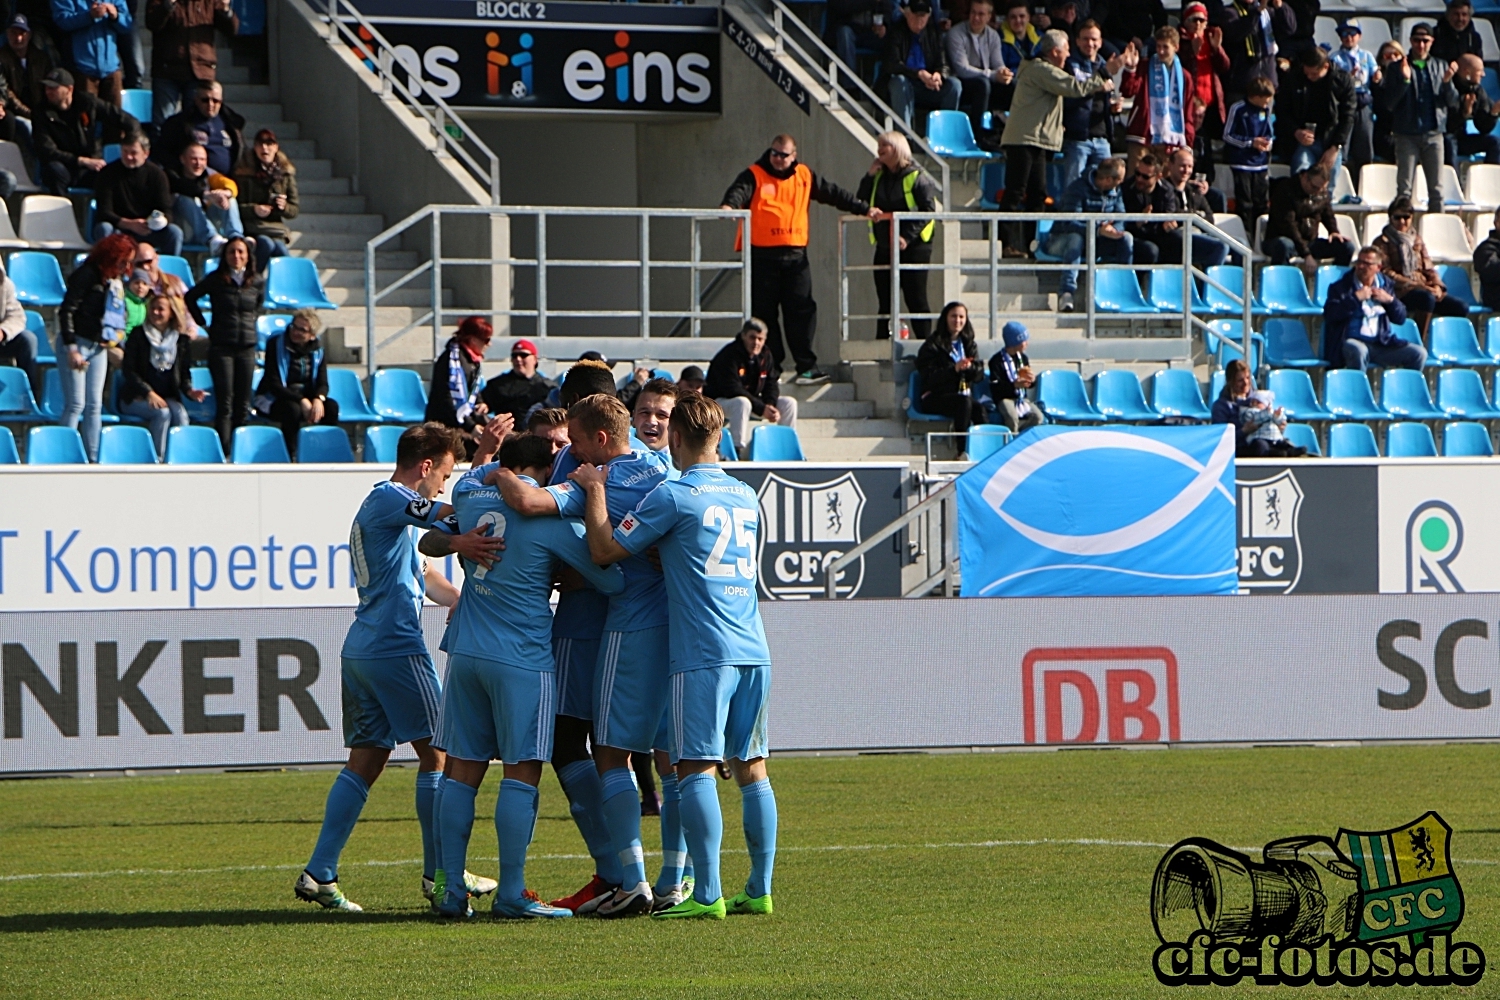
left=234, top=127, right=299, bottom=269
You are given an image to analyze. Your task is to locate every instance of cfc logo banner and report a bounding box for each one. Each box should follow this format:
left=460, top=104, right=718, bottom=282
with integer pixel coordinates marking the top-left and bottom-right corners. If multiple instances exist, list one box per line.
left=1236, top=468, right=1304, bottom=594
left=756, top=472, right=865, bottom=600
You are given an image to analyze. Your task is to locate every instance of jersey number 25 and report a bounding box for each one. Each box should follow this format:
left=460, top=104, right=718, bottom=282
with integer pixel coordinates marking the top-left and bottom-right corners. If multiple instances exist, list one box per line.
left=703, top=505, right=756, bottom=580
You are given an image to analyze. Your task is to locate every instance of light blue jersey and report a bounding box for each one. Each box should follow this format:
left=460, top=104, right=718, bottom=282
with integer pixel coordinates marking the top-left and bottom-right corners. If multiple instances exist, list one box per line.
left=447, top=466, right=625, bottom=670
left=547, top=448, right=672, bottom=633
left=549, top=444, right=610, bottom=641
left=342, top=481, right=455, bottom=660
left=613, top=463, right=770, bottom=672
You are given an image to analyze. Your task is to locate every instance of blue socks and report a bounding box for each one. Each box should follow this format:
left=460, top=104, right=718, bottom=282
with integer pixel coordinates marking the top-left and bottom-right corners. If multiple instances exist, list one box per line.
left=557, top=758, right=623, bottom=885
left=740, top=778, right=778, bottom=899
left=678, top=771, right=723, bottom=905
left=437, top=777, right=477, bottom=907
left=415, top=770, right=442, bottom=881
left=496, top=778, right=540, bottom=902
left=600, top=766, right=647, bottom=888
left=306, top=768, right=369, bottom=883
left=655, top=772, right=688, bottom=891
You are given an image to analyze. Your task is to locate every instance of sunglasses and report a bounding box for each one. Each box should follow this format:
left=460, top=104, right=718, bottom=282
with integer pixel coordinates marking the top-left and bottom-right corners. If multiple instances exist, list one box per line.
left=511, top=351, right=533, bottom=359
left=769, top=149, right=795, bottom=159
left=197, top=95, right=221, bottom=103
left=1392, top=213, right=1414, bottom=221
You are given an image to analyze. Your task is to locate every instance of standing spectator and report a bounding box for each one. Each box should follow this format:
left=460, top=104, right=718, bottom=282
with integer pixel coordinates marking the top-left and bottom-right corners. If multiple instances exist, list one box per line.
left=883, top=0, right=961, bottom=128
left=1372, top=41, right=1407, bottom=164
left=1038, top=0, right=1084, bottom=44
left=254, top=308, right=340, bottom=460
left=705, top=318, right=799, bottom=459
left=144, top=0, right=236, bottom=124
left=1138, top=148, right=1227, bottom=270
left=58, top=232, right=136, bottom=461
left=0, top=258, right=37, bottom=402
left=915, top=300, right=984, bottom=454
left=117, top=292, right=204, bottom=459
left=1371, top=196, right=1468, bottom=338
left=133, top=239, right=198, bottom=338
left=1433, top=0, right=1484, bottom=64
left=1122, top=28, right=1193, bottom=171
left=677, top=364, right=705, bottom=394
left=1474, top=207, right=1500, bottom=310
left=1222, top=76, right=1276, bottom=232
left=0, top=39, right=27, bottom=148
left=826, top=0, right=887, bottom=77
left=185, top=235, right=262, bottom=451
left=1322, top=245, right=1423, bottom=370
left=1059, top=19, right=1119, bottom=189
left=235, top=127, right=298, bottom=271
left=1445, top=54, right=1500, bottom=167
left=1097, top=0, right=1166, bottom=53
left=1379, top=23, right=1457, bottom=215
left=527, top=406, right=570, bottom=454
left=51, top=0, right=132, bottom=106
left=1263, top=164, right=1354, bottom=269
left=1329, top=19, right=1379, bottom=175
left=0, top=14, right=55, bottom=137
left=480, top=336, right=554, bottom=427
left=993, top=0, right=1040, bottom=112
left=998, top=29, right=1118, bottom=257
left=168, top=141, right=242, bottom=251
left=33, top=67, right=134, bottom=194
left=155, top=79, right=242, bottom=175
left=424, top=315, right=494, bottom=456
left=1217, top=0, right=1295, bottom=98
left=1275, top=46, right=1356, bottom=178
left=719, top=133, right=872, bottom=385
left=946, top=0, right=1008, bottom=148
left=988, top=320, right=1042, bottom=432
left=857, top=130, right=939, bottom=338
left=92, top=132, right=185, bottom=255
left=1042, top=156, right=1132, bottom=313
left=1179, top=3, right=1230, bottom=169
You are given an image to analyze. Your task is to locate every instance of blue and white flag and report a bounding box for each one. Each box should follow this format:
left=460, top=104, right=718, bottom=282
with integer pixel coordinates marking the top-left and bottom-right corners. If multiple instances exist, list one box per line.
left=958, top=426, right=1237, bottom=597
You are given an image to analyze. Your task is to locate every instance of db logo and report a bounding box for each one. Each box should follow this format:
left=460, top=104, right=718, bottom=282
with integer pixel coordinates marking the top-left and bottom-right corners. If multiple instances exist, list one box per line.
left=1022, top=646, right=1181, bottom=745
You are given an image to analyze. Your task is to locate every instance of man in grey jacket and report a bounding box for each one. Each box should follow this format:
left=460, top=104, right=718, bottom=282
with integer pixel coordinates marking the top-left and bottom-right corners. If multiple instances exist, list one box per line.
left=1377, top=22, right=1458, bottom=213
left=946, top=0, right=1007, bottom=148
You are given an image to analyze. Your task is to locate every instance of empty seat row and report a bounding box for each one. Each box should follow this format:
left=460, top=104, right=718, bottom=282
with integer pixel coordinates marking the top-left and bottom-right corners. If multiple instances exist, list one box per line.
left=1319, top=421, right=1497, bottom=458
left=6, top=251, right=335, bottom=311
left=2, top=423, right=375, bottom=465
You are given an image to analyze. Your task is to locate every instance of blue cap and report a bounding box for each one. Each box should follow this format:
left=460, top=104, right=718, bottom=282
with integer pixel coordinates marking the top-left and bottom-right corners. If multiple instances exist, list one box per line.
left=1336, top=18, right=1362, bottom=35
left=7, top=13, right=28, bottom=31
left=1002, top=321, right=1029, bottom=348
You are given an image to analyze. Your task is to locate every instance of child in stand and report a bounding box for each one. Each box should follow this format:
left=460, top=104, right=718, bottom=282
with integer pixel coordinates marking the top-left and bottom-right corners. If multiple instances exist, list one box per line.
left=1222, top=75, right=1276, bottom=234
left=125, top=269, right=153, bottom=333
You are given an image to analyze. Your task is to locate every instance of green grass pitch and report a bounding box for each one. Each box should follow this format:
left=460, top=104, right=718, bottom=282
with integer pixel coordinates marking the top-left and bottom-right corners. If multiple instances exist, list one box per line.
left=2, top=744, right=1498, bottom=998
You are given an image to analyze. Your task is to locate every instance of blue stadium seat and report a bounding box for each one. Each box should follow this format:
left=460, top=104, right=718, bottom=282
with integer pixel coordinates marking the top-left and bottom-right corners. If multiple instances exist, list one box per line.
left=1259, top=265, right=1322, bottom=316
left=1386, top=318, right=1439, bottom=368
left=1147, top=268, right=1209, bottom=312
left=27, top=425, right=87, bottom=464
left=1264, top=318, right=1328, bottom=369
left=1282, top=422, right=1321, bottom=455
left=906, top=369, right=946, bottom=423
left=1437, top=368, right=1500, bottom=418
left=40, top=368, right=117, bottom=424
left=256, top=314, right=289, bottom=352
left=967, top=424, right=1011, bottom=461
left=1314, top=265, right=1350, bottom=307
left=1091, top=370, right=1160, bottom=422
left=978, top=160, right=1005, bottom=210
left=121, top=88, right=152, bottom=123
left=749, top=424, right=804, bottom=461
left=1428, top=316, right=1491, bottom=366
left=1437, top=265, right=1484, bottom=315
left=298, top=425, right=355, bottom=463
left=1036, top=369, right=1102, bottom=422
left=182, top=367, right=215, bottom=424
left=924, top=110, right=990, bottom=160
left=1206, top=319, right=1264, bottom=370
left=371, top=368, right=428, bottom=423
left=1324, top=370, right=1388, bottom=421
left=0, top=424, right=16, bottom=462
left=326, top=368, right=382, bottom=424
left=1387, top=422, right=1438, bottom=457
left=101, top=143, right=120, bottom=165
left=201, top=255, right=219, bottom=279
left=1204, top=265, right=1268, bottom=315
left=156, top=255, right=194, bottom=289
left=1327, top=422, right=1380, bottom=457
left=1210, top=370, right=1225, bottom=402
left=1149, top=369, right=1212, bottom=421
left=0, top=366, right=44, bottom=421
left=265, top=257, right=335, bottom=310
left=165, top=425, right=225, bottom=464
left=1093, top=269, right=1159, bottom=313
left=25, top=310, right=54, bottom=364
left=718, top=426, right=737, bottom=462
left=1380, top=369, right=1446, bottom=420
left=364, top=424, right=404, bottom=463
left=8, top=251, right=66, bottom=306
left=97, top=425, right=157, bottom=463
left=1267, top=369, right=1333, bottom=420
left=1443, top=421, right=1494, bottom=456
left=231, top=425, right=291, bottom=464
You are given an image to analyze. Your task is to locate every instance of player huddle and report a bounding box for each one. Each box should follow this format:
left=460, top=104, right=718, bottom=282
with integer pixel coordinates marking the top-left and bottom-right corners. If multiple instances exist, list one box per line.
left=293, top=359, right=777, bottom=921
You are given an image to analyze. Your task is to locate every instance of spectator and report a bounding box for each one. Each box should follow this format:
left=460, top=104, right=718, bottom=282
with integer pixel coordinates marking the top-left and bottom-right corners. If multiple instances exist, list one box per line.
left=998, top=29, right=1118, bottom=257
left=1474, top=207, right=1500, bottom=310
left=1178, top=4, right=1229, bottom=168
left=1216, top=0, right=1295, bottom=98
left=1059, top=19, right=1120, bottom=189
left=1433, top=0, right=1484, bottom=64
left=1378, top=23, right=1457, bottom=215
left=133, top=239, right=198, bottom=338
left=916, top=300, right=984, bottom=453
left=1042, top=155, right=1131, bottom=313
left=1211, top=359, right=1306, bottom=457
left=254, top=308, right=339, bottom=460
left=33, top=67, right=134, bottom=194
left=1122, top=28, right=1193, bottom=171
left=857, top=130, right=939, bottom=338
left=883, top=0, right=961, bottom=127
left=527, top=406, right=570, bottom=454
left=1329, top=19, right=1379, bottom=176
left=826, top=0, right=887, bottom=76
left=1038, top=0, right=1083, bottom=43
left=705, top=317, right=799, bottom=459
left=719, top=134, right=871, bottom=386
left=1138, top=147, right=1227, bottom=270
left=144, top=0, right=236, bottom=124
left=988, top=319, right=1043, bottom=433
left=424, top=315, right=492, bottom=454
left=0, top=33, right=27, bottom=149
left=946, top=0, right=1008, bottom=148
left=155, top=78, right=242, bottom=175
left=51, top=0, right=132, bottom=106
left=117, top=292, right=204, bottom=459
left=1092, top=0, right=1165, bottom=52
left=1372, top=41, right=1406, bottom=163
left=1222, top=76, right=1276, bottom=233
left=125, top=267, right=150, bottom=330
left=1122, top=149, right=1163, bottom=262
left=93, top=132, right=184, bottom=255
left=677, top=364, right=705, bottom=394
left=1445, top=54, right=1500, bottom=167
left=168, top=141, right=242, bottom=251
left=629, top=376, right=677, bottom=456
left=185, top=235, right=262, bottom=451
left=480, top=336, right=554, bottom=427
left=1323, top=245, right=1422, bottom=369
left=235, top=127, right=298, bottom=271
left=59, top=232, right=136, bottom=461
left=1371, top=196, right=1468, bottom=338
left=1275, top=46, right=1356, bottom=178
left=0, top=257, right=37, bottom=401
left=1263, top=164, right=1354, bottom=270
left=0, top=14, right=55, bottom=137
left=992, top=0, right=1039, bottom=112
left=615, top=364, right=656, bottom=413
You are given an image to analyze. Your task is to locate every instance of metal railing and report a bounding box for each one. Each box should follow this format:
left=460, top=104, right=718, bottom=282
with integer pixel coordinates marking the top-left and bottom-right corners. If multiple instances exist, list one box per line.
left=364, top=205, right=752, bottom=374
left=318, top=0, right=501, bottom=204
left=824, top=476, right=959, bottom=598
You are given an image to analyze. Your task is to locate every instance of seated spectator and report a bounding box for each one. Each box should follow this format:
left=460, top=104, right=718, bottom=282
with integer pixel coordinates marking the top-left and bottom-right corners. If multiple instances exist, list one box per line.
left=1445, top=54, right=1500, bottom=168
left=1122, top=149, right=1162, bottom=261
left=117, top=292, right=203, bottom=459
left=1211, top=358, right=1306, bottom=457
left=1371, top=196, right=1468, bottom=338
left=706, top=317, right=799, bottom=459
left=1433, top=0, right=1483, bottom=63
left=480, top=336, right=554, bottom=428
left=1262, top=164, right=1354, bottom=271
left=916, top=301, right=984, bottom=453
left=677, top=364, right=705, bottom=394
left=235, top=128, right=298, bottom=271
left=1473, top=207, right=1500, bottom=311
left=1378, top=24, right=1455, bottom=217
left=0, top=257, right=37, bottom=401
left=1059, top=20, right=1120, bottom=189
left=34, top=67, right=134, bottom=194
left=1137, top=147, right=1227, bottom=269
left=884, top=0, right=961, bottom=127
left=254, top=308, right=340, bottom=460
left=185, top=235, right=262, bottom=450
left=93, top=132, right=184, bottom=255
left=1274, top=46, right=1356, bottom=178
left=1122, top=27, right=1193, bottom=171
left=527, top=406, right=569, bottom=454
left=169, top=141, right=241, bottom=251
left=994, top=1, right=1039, bottom=112
left=156, top=79, right=241, bottom=174
left=51, top=0, right=131, bottom=106
left=826, top=0, right=887, bottom=76
left=1329, top=19, right=1379, bottom=175
left=988, top=319, right=1042, bottom=432
left=59, top=232, right=137, bottom=461
left=132, top=240, right=198, bottom=338
left=1322, top=245, right=1424, bottom=370
left=1042, top=155, right=1132, bottom=313
left=124, top=267, right=150, bottom=329
left=144, top=0, right=237, bottom=124
left=0, top=14, right=54, bottom=143
left=857, top=130, right=939, bottom=338
left=425, top=315, right=494, bottom=455
left=946, top=0, right=1008, bottom=149
left=630, top=377, right=677, bottom=456
left=1222, top=76, right=1275, bottom=233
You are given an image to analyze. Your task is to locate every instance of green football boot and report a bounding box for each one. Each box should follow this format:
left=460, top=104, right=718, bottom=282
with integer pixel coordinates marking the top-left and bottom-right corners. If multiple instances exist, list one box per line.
left=727, top=890, right=773, bottom=915
left=651, top=896, right=727, bottom=920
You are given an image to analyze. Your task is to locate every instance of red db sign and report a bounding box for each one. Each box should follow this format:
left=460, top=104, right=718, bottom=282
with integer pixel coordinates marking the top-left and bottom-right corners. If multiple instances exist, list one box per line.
left=1022, top=646, right=1181, bottom=744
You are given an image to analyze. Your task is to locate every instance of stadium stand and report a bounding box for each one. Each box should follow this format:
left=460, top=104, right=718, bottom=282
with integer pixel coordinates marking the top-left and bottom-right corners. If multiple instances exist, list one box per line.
left=1444, top=421, right=1495, bottom=455
left=232, top=425, right=293, bottom=465
left=1328, top=422, right=1381, bottom=458
left=98, top=425, right=159, bottom=465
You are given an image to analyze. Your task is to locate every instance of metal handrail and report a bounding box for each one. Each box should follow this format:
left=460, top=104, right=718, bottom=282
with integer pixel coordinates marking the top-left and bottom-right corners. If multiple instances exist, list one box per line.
left=824, top=478, right=958, bottom=598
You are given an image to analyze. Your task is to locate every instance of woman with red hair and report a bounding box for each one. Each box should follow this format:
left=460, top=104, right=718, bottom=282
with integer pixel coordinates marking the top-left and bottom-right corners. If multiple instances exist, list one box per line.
left=425, top=314, right=493, bottom=458
left=58, top=231, right=138, bottom=461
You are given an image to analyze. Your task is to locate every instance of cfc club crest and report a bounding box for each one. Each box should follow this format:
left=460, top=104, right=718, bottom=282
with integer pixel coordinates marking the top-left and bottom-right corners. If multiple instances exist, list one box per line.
left=756, top=472, right=865, bottom=600
left=1236, top=469, right=1304, bottom=595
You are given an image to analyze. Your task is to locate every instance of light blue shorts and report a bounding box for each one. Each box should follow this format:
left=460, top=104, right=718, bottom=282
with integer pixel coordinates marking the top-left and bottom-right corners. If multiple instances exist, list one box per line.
left=593, top=626, right=670, bottom=755
left=667, top=665, right=771, bottom=765
left=436, top=652, right=555, bottom=765
left=552, top=635, right=600, bottom=721
left=341, top=654, right=441, bottom=750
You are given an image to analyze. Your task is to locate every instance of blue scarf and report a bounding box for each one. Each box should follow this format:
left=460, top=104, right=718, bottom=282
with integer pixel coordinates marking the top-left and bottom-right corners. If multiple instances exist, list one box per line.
left=102, top=278, right=127, bottom=344
left=446, top=339, right=479, bottom=422
left=1148, top=56, right=1187, bottom=147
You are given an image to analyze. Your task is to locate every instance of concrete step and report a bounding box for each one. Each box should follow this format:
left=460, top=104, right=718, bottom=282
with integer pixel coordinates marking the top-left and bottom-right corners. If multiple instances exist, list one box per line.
left=962, top=292, right=1055, bottom=313
left=278, top=139, right=319, bottom=160
left=299, top=193, right=368, bottom=213
left=222, top=84, right=273, bottom=103
left=323, top=285, right=453, bottom=308
left=798, top=399, right=876, bottom=419
left=295, top=159, right=335, bottom=181
left=318, top=266, right=414, bottom=288
left=241, top=119, right=301, bottom=140
left=801, top=436, right=919, bottom=460
left=218, top=63, right=251, bottom=84
left=234, top=102, right=293, bottom=123
left=298, top=247, right=420, bottom=269
left=795, top=417, right=907, bottom=438
left=779, top=381, right=856, bottom=402
left=288, top=231, right=383, bottom=251
left=299, top=177, right=353, bottom=196
left=288, top=212, right=385, bottom=235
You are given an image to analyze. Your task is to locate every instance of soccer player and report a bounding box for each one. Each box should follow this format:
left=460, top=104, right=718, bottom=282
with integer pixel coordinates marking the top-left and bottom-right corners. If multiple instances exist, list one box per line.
left=433, top=433, right=626, bottom=919
left=295, top=423, right=502, bottom=913
left=572, top=395, right=778, bottom=920
left=630, top=377, right=677, bottom=464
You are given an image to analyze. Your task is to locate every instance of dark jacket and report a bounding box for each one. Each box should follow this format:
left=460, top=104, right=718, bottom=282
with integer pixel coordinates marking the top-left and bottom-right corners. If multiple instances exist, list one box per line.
left=705, top=336, right=782, bottom=415
left=425, top=336, right=484, bottom=431
left=987, top=347, right=1030, bottom=402
left=1377, top=57, right=1458, bottom=136
left=1322, top=271, right=1408, bottom=366
left=185, top=267, right=263, bottom=350
left=719, top=150, right=869, bottom=242
left=1433, top=18, right=1485, bottom=64
left=825, top=0, right=883, bottom=32
left=1053, top=168, right=1126, bottom=239
left=1214, top=0, right=1297, bottom=94
left=1274, top=65, right=1357, bottom=157
left=256, top=333, right=326, bottom=404
left=1091, top=0, right=1166, bottom=48
left=916, top=327, right=979, bottom=398
left=235, top=157, right=300, bottom=241
left=1062, top=52, right=1115, bottom=142
left=155, top=102, right=245, bottom=173
left=1264, top=174, right=1338, bottom=257
left=1145, top=181, right=1213, bottom=242
left=1122, top=177, right=1160, bottom=240
left=1449, top=77, right=1499, bottom=139
left=480, top=369, right=553, bottom=426
left=95, top=159, right=174, bottom=228
left=58, top=260, right=112, bottom=346
left=119, top=323, right=194, bottom=404
left=1210, top=390, right=1245, bottom=445
left=33, top=89, right=135, bottom=167
left=1179, top=31, right=1232, bottom=129
left=0, top=41, right=53, bottom=117
left=883, top=15, right=950, bottom=83
left=856, top=162, right=939, bottom=251
left=145, top=0, right=238, bottom=83
left=1474, top=232, right=1500, bottom=311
